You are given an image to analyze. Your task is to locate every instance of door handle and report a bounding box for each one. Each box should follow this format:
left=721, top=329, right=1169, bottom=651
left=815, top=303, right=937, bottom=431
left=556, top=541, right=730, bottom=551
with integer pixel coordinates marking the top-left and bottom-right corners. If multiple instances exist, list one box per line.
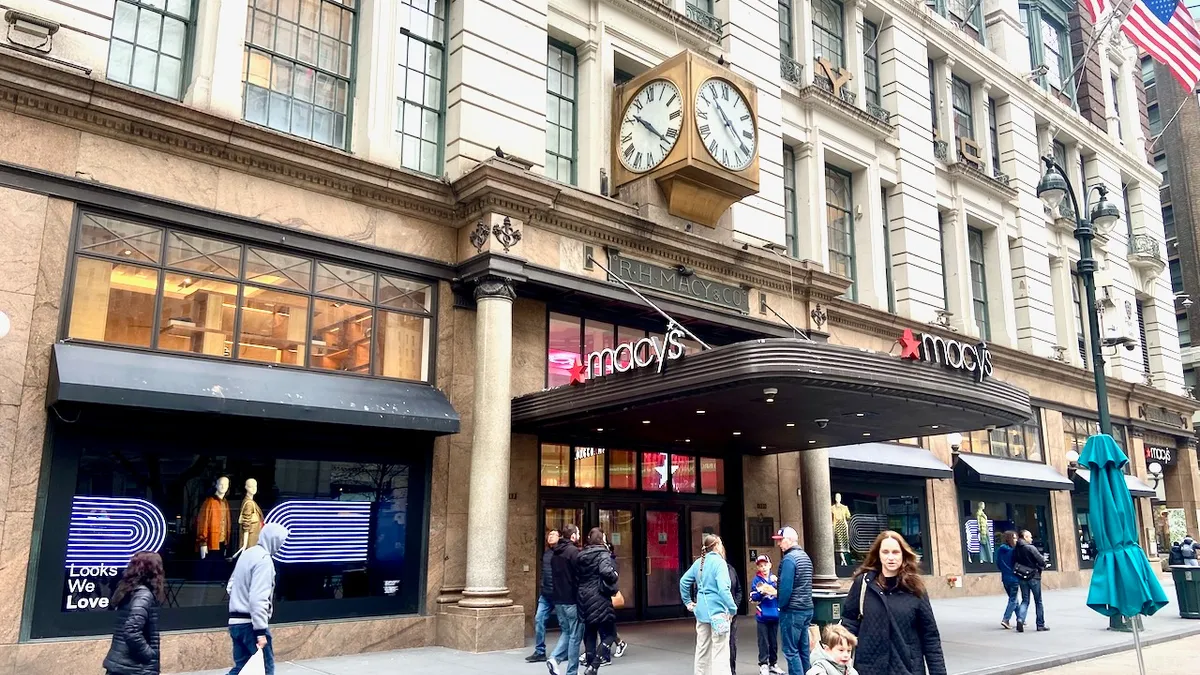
left=646, top=556, right=651, bottom=575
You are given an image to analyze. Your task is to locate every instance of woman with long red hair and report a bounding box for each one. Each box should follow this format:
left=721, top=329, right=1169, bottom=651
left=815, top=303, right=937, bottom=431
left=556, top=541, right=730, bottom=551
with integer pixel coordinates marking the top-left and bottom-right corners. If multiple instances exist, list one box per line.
left=839, top=531, right=946, bottom=675
left=103, top=552, right=166, bottom=675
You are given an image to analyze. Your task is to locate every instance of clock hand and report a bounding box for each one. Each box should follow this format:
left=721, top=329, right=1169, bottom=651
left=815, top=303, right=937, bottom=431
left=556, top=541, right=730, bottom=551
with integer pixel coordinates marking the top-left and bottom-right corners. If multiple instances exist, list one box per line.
left=634, top=115, right=668, bottom=142
left=712, top=102, right=752, bottom=156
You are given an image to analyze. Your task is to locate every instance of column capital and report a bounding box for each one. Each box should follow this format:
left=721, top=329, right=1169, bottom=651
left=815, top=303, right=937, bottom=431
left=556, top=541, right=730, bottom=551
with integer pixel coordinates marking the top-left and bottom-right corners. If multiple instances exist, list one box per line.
left=942, top=56, right=956, bottom=70
left=473, top=274, right=517, bottom=301
left=980, top=80, right=992, bottom=93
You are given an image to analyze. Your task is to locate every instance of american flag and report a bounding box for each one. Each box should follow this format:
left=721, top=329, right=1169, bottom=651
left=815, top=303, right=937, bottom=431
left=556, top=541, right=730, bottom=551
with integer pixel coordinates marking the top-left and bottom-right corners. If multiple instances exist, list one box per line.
left=1081, top=0, right=1200, bottom=88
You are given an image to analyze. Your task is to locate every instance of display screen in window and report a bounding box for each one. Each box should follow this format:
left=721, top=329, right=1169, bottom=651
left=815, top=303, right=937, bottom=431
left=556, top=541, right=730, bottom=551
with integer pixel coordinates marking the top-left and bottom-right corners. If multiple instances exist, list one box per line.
left=960, top=498, right=1052, bottom=569
left=831, top=488, right=926, bottom=572
left=63, top=449, right=412, bottom=614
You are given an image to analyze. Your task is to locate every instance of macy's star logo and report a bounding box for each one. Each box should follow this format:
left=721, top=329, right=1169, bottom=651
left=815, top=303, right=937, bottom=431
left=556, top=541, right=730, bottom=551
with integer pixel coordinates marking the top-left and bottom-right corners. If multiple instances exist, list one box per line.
left=898, top=328, right=921, bottom=360
left=568, top=361, right=588, bottom=385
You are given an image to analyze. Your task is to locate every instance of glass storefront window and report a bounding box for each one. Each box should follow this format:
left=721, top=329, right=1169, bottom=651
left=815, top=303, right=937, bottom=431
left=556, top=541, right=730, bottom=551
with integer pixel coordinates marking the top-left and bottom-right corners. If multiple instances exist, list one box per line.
left=540, top=443, right=570, bottom=487
left=65, top=212, right=434, bottom=381
left=1073, top=501, right=1096, bottom=568
left=609, top=450, right=637, bottom=489
left=700, top=458, right=725, bottom=495
left=583, top=320, right=614, bottom=376
left=33, top=415, right=427, bottom=638
left=959, top=494, right=1054, bottom=572
left=642, top=452, right=670, bottom=492
left=547, top=313, right=582, bottom=388
left=672, top=455, right=696, bottom=493
left=958, top=410, right=1043, bottom=461
left=830, top=480, right=929, bottom=576
left=1063, top=413, right=1130, bottom=474
left=574, top=447, right=604, bottom=488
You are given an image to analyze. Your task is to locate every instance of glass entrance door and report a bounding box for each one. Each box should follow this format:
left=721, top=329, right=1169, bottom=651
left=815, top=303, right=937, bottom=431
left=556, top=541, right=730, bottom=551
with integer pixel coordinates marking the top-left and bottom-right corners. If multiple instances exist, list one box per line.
left=644, top=508, right=685, bottom=618
left=599, top=507, right=636, bottom=619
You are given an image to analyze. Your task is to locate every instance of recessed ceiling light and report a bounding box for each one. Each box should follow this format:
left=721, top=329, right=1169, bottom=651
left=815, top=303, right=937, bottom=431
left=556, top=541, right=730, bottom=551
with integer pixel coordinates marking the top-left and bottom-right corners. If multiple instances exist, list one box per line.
left=766, top=398, right=775, bottom=404
left=786, top=423, right=796, bottom=427
left=733, top=431, right=742, bottom=436
left=642, top=420, right=651, bottom=424
left=696, top=410, right=706, bottom=414
left=931, top=425, right=939, bottom=429
left=685, top=439, right=691, bottom=443
left=855, top=413, right=865, bottom=417
left=596, top=428, right=604, bottom=432
left=808, top=440, right=817, bottom=444
left=863, top=432, right=871, bottom=437
left=761, top=445, right=767, bottom=450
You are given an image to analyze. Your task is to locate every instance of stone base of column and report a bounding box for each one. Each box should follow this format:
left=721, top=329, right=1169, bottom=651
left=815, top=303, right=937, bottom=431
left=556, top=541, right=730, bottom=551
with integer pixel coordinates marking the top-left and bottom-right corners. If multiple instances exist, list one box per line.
left=436, top=604, right=526, bottom=652
left=813, top=574, right=841, bottom=592
left=436, top=586, right=465, bottom=605
left=458, top=587, right=514, bottom=608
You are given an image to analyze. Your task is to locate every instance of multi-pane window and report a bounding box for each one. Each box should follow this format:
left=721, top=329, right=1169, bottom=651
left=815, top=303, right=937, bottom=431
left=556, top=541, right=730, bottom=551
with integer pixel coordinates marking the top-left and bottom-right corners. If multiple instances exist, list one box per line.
left=1112, top=74, right=1123, bottom=139
left=1164, top=205, right=1176, bottom=241
left=882, top=188, right=895, bottom=313
left=1064, top=414, right=1131, bottom=473
left=1072, top=271, right=1087, bottom=367
left=784, top=146, right=799, bottom=257
left=929, top=60, right=939, bottom=136
left=1042, top=18, right=1064, bottom=90
left=1022, top=6, right=1073, bottom=95
left=1179, top=315, right=1191, bottom=347
left=988, top=98, right=1000, bottom=175
left=1171, top=259, right=1184, bottom=294
left=955, top=411, right=1044, bottom=462
left=864, top=20, right=880, bottom=105
left=243, top=0, right=356, bottom=149
left=1122, top=183, right=1134, bottom=241
left=779, top=0, right=794, bottom=57
left=1142, top=56, right=1157, bottom=90
left=968, top=228, right=989, bottom=340
left=546, top=312, right=711, bottom=387
left=65, top=212, right=434, bottom=381
left=939, top=217, right=949, bottom=310
left=1149, top=104, right=1163, bottom=137
left=812, top=0, right=845, bottom=69
left=1157, top=154, right=1170, bottom=187
left=546, top=42, right=577, bottom=185
left=539, top=444, right=724, bottom=494
left=395, top=0, right=446, bottom=174
left=826, top=166, right=855, bottom=297
left=951, top=75, right=973, bottom=139
left=1137, top=300, right=1151, bottom=374
left=947, top=0, right=983, bottom=37
left=108, top=0, right=193, bottom=99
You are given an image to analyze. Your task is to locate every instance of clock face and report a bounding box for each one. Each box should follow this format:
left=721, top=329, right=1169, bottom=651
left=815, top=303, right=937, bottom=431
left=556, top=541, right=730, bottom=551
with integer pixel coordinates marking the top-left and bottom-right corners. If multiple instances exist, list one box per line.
left=694, top=78, right=757, bottom=171
left=617, top=79, right=684, bottom=173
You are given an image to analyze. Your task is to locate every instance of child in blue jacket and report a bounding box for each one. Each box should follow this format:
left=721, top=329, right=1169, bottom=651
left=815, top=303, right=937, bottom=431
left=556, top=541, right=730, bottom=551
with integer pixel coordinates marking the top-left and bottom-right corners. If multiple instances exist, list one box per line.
left=750, top=554, right=782, bottom=675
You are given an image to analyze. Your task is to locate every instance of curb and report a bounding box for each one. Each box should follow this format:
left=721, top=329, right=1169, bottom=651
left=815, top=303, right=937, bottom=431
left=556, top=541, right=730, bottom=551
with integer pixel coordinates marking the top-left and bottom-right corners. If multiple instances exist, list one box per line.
left=956, top=623, right=1200, bottom=675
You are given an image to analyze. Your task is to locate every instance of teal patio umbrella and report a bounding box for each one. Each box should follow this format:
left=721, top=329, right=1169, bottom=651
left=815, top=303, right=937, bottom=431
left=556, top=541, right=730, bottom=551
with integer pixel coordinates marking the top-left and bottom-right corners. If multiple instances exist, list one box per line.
left=1079, top=433, right=1169, bottom=675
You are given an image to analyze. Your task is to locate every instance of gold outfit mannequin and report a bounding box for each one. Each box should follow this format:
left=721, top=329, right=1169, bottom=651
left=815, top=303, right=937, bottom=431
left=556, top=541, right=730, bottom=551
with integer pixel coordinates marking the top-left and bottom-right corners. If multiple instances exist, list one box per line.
left=976, top=501, right=993, bottom=563
left=831, top=493, right=851, bottom=566
left=237, top=478, right=264, bottom=554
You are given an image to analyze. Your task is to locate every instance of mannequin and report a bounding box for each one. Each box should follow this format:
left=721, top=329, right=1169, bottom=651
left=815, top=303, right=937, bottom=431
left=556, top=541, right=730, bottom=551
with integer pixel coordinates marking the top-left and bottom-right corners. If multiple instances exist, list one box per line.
left=236, top=478, right=264, bottom=556
left=831, top=493, right=851, bottom=566
left=196, top=476, right=231, bottom=558
left=976, top=501, right=993, bottom=564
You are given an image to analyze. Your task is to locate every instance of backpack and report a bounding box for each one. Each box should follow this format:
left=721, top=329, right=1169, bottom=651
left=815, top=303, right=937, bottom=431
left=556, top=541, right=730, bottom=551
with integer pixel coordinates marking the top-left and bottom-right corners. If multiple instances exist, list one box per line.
left=1183, top=542, right=1196, bottom=558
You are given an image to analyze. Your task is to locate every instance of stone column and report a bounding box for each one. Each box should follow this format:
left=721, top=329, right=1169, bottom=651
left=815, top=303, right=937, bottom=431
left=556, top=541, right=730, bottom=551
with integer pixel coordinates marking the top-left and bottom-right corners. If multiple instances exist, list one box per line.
left=799, top=448, right=839, bottom=590
left=185, top=0, right=251, bottom=120
left=460, top=274, right=517, bottom=608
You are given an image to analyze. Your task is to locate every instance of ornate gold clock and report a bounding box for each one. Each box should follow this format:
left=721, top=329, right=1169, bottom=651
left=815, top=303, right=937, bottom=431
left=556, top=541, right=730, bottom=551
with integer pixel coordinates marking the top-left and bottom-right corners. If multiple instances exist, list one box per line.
left=611, top=50, right=760, bottom=227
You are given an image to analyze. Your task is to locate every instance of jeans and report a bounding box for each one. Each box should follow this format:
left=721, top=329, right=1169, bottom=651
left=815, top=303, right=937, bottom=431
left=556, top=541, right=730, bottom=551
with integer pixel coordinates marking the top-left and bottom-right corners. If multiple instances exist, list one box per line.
left=534, top=595, right=554, bottom=656
left=756, top=619, right=779, bottom=666
left=1017, top=578, right=1045, bottom=628
left=227, top=624, right=273, bottom=675
left=729, top=616, right=737, bottom=675
left=1002, top=581, right=1020, bottom=623
left=694, top=620, right=732, bottom=675
left=1186, top=558, right=1199, bottom=567
left=779, top=609, right=813, bottom=675
left=551, top=604, right=583, bottom=675
left=582, top=620, right=616, bottom=668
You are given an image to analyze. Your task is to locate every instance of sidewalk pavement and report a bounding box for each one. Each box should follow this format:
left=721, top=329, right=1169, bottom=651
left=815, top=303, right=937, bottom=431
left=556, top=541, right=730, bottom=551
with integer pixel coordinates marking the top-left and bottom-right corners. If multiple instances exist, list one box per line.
left=178, top=580, right=1200, bottom=675
left=1022, top=633, right=1200, bottom=674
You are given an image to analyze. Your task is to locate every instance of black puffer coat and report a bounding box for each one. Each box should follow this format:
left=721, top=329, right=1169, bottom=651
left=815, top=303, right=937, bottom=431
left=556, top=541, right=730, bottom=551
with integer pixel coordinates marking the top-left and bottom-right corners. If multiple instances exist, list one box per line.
left=840, top=572, right=946, bottom=675
left=577, top=544, right=618, bottom=625
left=102, top=585, right=160, bottom=675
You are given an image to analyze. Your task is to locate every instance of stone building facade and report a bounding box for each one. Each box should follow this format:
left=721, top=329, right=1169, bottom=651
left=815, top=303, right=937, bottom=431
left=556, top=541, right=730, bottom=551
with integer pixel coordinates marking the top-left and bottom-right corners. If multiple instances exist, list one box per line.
left=0, top=0, right=1195, bottom=671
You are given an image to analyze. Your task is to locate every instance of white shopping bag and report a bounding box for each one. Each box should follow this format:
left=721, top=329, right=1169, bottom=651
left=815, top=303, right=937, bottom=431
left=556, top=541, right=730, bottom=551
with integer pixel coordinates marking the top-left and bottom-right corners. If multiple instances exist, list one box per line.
left=241, top=648, right=266, bottom=675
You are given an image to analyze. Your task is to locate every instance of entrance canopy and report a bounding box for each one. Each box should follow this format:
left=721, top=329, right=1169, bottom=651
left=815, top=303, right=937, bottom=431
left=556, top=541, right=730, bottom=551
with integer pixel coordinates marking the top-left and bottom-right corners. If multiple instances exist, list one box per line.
left=512, top=339, right=1031, bottom=453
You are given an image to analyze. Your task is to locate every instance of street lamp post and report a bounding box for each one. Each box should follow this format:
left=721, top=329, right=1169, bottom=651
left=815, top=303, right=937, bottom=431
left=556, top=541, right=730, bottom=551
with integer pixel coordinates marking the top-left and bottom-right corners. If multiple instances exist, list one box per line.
left=1037, top=154, right=1121, bottom=436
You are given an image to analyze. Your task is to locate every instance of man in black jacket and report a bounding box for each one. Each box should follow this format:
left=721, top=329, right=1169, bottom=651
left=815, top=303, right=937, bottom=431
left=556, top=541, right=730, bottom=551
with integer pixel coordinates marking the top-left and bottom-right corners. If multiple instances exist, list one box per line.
left=1013, top=530, right=1048, bottom=633
left=527, top=529, right=560, bottom=663
left=728, top=561, right=743, bottom=675
left=547, top=524, right=583, bottom=675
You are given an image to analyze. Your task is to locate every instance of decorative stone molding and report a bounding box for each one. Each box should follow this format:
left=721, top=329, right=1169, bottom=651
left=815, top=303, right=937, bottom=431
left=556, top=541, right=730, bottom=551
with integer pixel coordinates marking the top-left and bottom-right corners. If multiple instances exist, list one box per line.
left=469, top=220, right=490, bottom=253
left=491, top=216, right=522, bottom=253
left=780, top=54, right=804, bottom=86
left=598, top=0, right=721, bottom=46
left=685, top=3, right=724, bottom=33
left=790, top=84, right=893, bottom=140
left=473, top=274, right=517, bottom=302
left=946, top=161, right=1019, bottom=200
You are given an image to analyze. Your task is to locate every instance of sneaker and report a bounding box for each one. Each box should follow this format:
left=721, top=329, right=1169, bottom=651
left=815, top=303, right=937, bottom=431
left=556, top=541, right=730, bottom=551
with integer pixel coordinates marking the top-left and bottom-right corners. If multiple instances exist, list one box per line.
left=1015, top=622, right=1024, bottom=633
left=526, top=652, right=548, bottom=663
left=613, top=641, right=628, bottom=658
left=599, top=657, right=612, bottom=667
left=547, top=660, right=559, bottom=675
left=769, top=665, right=785, bottom=675
left=1000, top=621, right=1011, bottom=630
left=583, top=667, right=598, bottom=675
left=1036, top=626, right=1050, bottom=632
left=579, top=654, right=588, bottom=665
left=759, top=665, right=769, bottom=675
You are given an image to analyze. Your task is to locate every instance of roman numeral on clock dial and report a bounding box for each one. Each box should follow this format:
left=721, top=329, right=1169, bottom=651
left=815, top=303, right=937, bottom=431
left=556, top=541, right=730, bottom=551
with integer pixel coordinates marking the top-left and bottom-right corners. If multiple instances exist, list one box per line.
left=693, top=77, right=757, bottom=171
left=617, top=79, right=685, bottom=174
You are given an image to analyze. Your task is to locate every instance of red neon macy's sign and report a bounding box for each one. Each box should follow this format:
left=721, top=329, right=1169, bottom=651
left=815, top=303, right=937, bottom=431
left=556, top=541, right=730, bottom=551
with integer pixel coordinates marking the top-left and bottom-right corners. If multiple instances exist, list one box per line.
left=898, top=328, right=994, bottom=383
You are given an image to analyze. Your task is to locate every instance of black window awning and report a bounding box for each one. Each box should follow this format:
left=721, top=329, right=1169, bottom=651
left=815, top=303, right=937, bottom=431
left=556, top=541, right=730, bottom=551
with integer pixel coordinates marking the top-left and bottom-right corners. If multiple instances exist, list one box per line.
left=1072, top=469, right=1158, bottom=499
left=48, top=343, right=459, bottom=434
left=828, top=443, right=953, bottom=478
left=954, top=452, right=1074, bottom=491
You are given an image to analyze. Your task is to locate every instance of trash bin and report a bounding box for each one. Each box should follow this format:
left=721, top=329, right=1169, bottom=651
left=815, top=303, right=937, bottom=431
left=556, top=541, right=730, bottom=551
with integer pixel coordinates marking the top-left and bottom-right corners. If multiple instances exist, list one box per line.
left=1172, top=565, right=1200, bottom=619
left=812, top=590, right=848, bottom=630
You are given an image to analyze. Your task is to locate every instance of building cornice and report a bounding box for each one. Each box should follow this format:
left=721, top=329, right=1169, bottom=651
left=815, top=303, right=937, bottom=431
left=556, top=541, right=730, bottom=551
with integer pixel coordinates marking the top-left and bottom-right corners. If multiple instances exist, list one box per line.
left=598, top=0, right=721, bottom=48
left=0, top=51, right=459, bottom=224
left=943, top=161, right=1020, bottom=201
left=885, top=0, right=1157, bottom=183
left=786, top=84, right=896, bottom=140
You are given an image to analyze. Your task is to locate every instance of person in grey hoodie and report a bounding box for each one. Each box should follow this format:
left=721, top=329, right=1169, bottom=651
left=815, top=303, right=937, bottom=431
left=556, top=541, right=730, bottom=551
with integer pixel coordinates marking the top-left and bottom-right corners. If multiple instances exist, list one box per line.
left=226, top=522, right=289, bottom=675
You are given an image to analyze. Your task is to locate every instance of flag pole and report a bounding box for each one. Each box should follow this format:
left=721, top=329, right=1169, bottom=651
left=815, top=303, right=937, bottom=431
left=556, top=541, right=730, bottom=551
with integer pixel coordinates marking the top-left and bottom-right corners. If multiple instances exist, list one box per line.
left=1069, top=0, right=1132, bottom=109
left=1149, top=94, right=1195, bottom=151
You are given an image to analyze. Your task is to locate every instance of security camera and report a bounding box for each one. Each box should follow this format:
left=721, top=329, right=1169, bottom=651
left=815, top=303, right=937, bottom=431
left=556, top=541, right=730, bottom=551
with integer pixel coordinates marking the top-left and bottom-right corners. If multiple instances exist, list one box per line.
left=1124, top=341, right=1137, bottom=352
left=815, top=418, right=830, bottom=429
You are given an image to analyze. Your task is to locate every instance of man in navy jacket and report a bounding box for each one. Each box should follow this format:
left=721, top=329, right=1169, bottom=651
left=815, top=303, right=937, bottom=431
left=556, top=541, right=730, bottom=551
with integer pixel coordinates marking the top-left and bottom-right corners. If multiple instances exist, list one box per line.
left=773, top=526, right=813, bottom=675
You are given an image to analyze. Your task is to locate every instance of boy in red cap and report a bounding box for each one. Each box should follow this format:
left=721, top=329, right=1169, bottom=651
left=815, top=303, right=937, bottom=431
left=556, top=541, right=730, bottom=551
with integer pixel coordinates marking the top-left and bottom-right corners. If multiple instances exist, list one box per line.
left=750, top=554, right=782, bottom=675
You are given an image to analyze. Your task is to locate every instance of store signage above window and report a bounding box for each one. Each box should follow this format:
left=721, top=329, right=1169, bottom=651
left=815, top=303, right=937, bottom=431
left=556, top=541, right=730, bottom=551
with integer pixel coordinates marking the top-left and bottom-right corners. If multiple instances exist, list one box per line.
left=575, top=447, right=605, bottom=460
left=1145, top=445, right=1178, bottom=467
left=608, top=250, right=750, bottom=314
left=570, top=325, right=686, bottom=384
left=898, top=328, right=993, bottom=383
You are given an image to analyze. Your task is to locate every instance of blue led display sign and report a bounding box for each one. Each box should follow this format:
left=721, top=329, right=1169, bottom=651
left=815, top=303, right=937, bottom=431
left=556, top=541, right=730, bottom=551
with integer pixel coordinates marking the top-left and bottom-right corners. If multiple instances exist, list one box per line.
left=64, top=496, right=167, bottom=611
left=265, top=500, right=371, bottom=564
